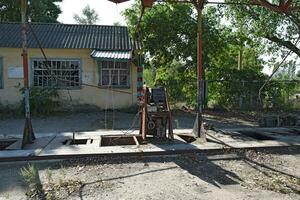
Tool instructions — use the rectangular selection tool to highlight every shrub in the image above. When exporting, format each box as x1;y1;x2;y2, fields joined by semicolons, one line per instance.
19;87;59;116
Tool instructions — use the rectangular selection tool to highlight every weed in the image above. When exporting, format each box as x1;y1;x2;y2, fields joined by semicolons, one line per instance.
19;87;59;116
20;164;44;198
43;166;82;199
45;168;53;185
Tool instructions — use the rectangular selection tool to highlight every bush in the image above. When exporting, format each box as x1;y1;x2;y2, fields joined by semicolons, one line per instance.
20;164;43;198
19;87;59;116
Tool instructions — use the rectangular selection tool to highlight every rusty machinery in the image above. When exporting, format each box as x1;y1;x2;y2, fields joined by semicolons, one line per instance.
140;86;173;140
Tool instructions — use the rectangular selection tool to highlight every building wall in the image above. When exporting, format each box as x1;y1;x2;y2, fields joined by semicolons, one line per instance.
0;48;137;108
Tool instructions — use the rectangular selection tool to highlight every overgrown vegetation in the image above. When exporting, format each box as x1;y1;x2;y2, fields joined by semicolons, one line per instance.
20;164;82;200
43;166;82;200
0;0;62;23
20;164;44;199
123;1;299;112
19;87;59;116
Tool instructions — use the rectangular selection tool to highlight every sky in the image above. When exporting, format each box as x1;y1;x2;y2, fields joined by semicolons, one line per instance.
57;0;134;25
56;0;299;75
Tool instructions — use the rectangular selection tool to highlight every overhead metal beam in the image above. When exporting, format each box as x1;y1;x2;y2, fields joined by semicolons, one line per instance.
107;0;131;3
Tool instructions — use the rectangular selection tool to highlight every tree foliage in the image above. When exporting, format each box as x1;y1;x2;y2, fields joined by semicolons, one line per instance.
225;0;300;57
0;0;62;23
124;1;267;108
74;5;99;25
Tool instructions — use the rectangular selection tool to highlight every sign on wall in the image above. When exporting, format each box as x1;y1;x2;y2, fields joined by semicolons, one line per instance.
8;66;24;78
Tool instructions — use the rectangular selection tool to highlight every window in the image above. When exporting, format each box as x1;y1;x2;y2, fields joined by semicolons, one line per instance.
98;60;130;87
32;59;81;88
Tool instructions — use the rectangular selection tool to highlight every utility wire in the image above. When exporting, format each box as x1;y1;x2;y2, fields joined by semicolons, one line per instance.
156;0;262;6
258;36;300;106
29;22;141;133
28;23;132;95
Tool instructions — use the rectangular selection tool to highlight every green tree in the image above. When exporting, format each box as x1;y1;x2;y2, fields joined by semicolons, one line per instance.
0;0;62;22
226;0;300;57
74;5;99;25
124;1;265;108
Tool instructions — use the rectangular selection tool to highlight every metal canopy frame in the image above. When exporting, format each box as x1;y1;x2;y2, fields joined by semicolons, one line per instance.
107;0;299;140
20;0;299;148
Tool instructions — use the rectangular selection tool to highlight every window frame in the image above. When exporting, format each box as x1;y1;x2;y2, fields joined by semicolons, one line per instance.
30;58;82;90
98;59;131;88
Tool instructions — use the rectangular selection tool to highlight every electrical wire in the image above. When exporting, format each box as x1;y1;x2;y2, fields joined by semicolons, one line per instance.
27;23;132;95
28;22;142;133
258;36;300;106
155;0;262;6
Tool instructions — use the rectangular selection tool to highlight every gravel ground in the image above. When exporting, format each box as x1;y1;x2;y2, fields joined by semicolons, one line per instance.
0;148;299;200
1;111;297;199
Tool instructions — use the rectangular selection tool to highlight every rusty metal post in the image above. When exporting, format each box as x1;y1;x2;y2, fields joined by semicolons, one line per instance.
21;0;35;148
192;0;206;141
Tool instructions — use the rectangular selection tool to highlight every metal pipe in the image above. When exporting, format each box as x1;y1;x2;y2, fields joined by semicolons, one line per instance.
21;0;35;148
195;0;206;140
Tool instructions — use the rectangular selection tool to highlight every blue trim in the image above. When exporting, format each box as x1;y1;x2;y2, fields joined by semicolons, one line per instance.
29;57;83;90
92;58;130;62
0;57;3;89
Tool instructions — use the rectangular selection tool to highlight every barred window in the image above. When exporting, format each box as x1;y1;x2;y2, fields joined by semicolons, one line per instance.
98;61;130;87
32;59;81;88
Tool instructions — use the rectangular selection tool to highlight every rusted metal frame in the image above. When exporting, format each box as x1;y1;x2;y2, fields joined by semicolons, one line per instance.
107;0;130;3
133;135;140;146
164;88;174;139
192;0;206;140
141;87;149;140
21;0;35;148
252;0;299;13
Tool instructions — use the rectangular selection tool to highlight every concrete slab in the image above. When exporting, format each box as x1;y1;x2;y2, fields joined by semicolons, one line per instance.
6;135;56;150
0;128;299;160
0;149;36;158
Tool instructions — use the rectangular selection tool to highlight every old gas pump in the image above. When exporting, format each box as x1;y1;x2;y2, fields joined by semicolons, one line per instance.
140;86;173;140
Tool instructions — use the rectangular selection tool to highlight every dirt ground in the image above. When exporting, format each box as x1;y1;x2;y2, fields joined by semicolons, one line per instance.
0;110;256;136
0;111;298;199
0;148;299;200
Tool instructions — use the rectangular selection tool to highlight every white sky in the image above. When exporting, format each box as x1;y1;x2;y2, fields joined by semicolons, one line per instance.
57;0;134;25
57;0;299;75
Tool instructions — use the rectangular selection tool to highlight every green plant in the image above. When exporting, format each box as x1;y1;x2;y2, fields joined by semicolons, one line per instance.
19;87;59;116
45;168;53;184
20;164;43;198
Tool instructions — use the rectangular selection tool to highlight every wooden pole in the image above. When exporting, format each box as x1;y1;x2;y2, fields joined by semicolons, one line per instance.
21;0;35;148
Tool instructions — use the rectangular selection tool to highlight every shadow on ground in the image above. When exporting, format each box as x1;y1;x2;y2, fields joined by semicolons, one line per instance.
0;110;257;136
0;146;298;199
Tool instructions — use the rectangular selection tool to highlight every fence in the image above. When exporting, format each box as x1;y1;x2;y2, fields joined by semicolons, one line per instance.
206;80;300;112
167;79;300;113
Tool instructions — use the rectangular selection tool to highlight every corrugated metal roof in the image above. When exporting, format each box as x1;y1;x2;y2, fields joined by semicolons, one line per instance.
91;50;132;60
0;22;139;50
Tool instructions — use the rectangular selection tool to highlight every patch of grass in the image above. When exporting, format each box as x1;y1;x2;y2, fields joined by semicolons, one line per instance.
43;166;82;199
0;103;23;119
20;164;44;199
19;87;59;116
